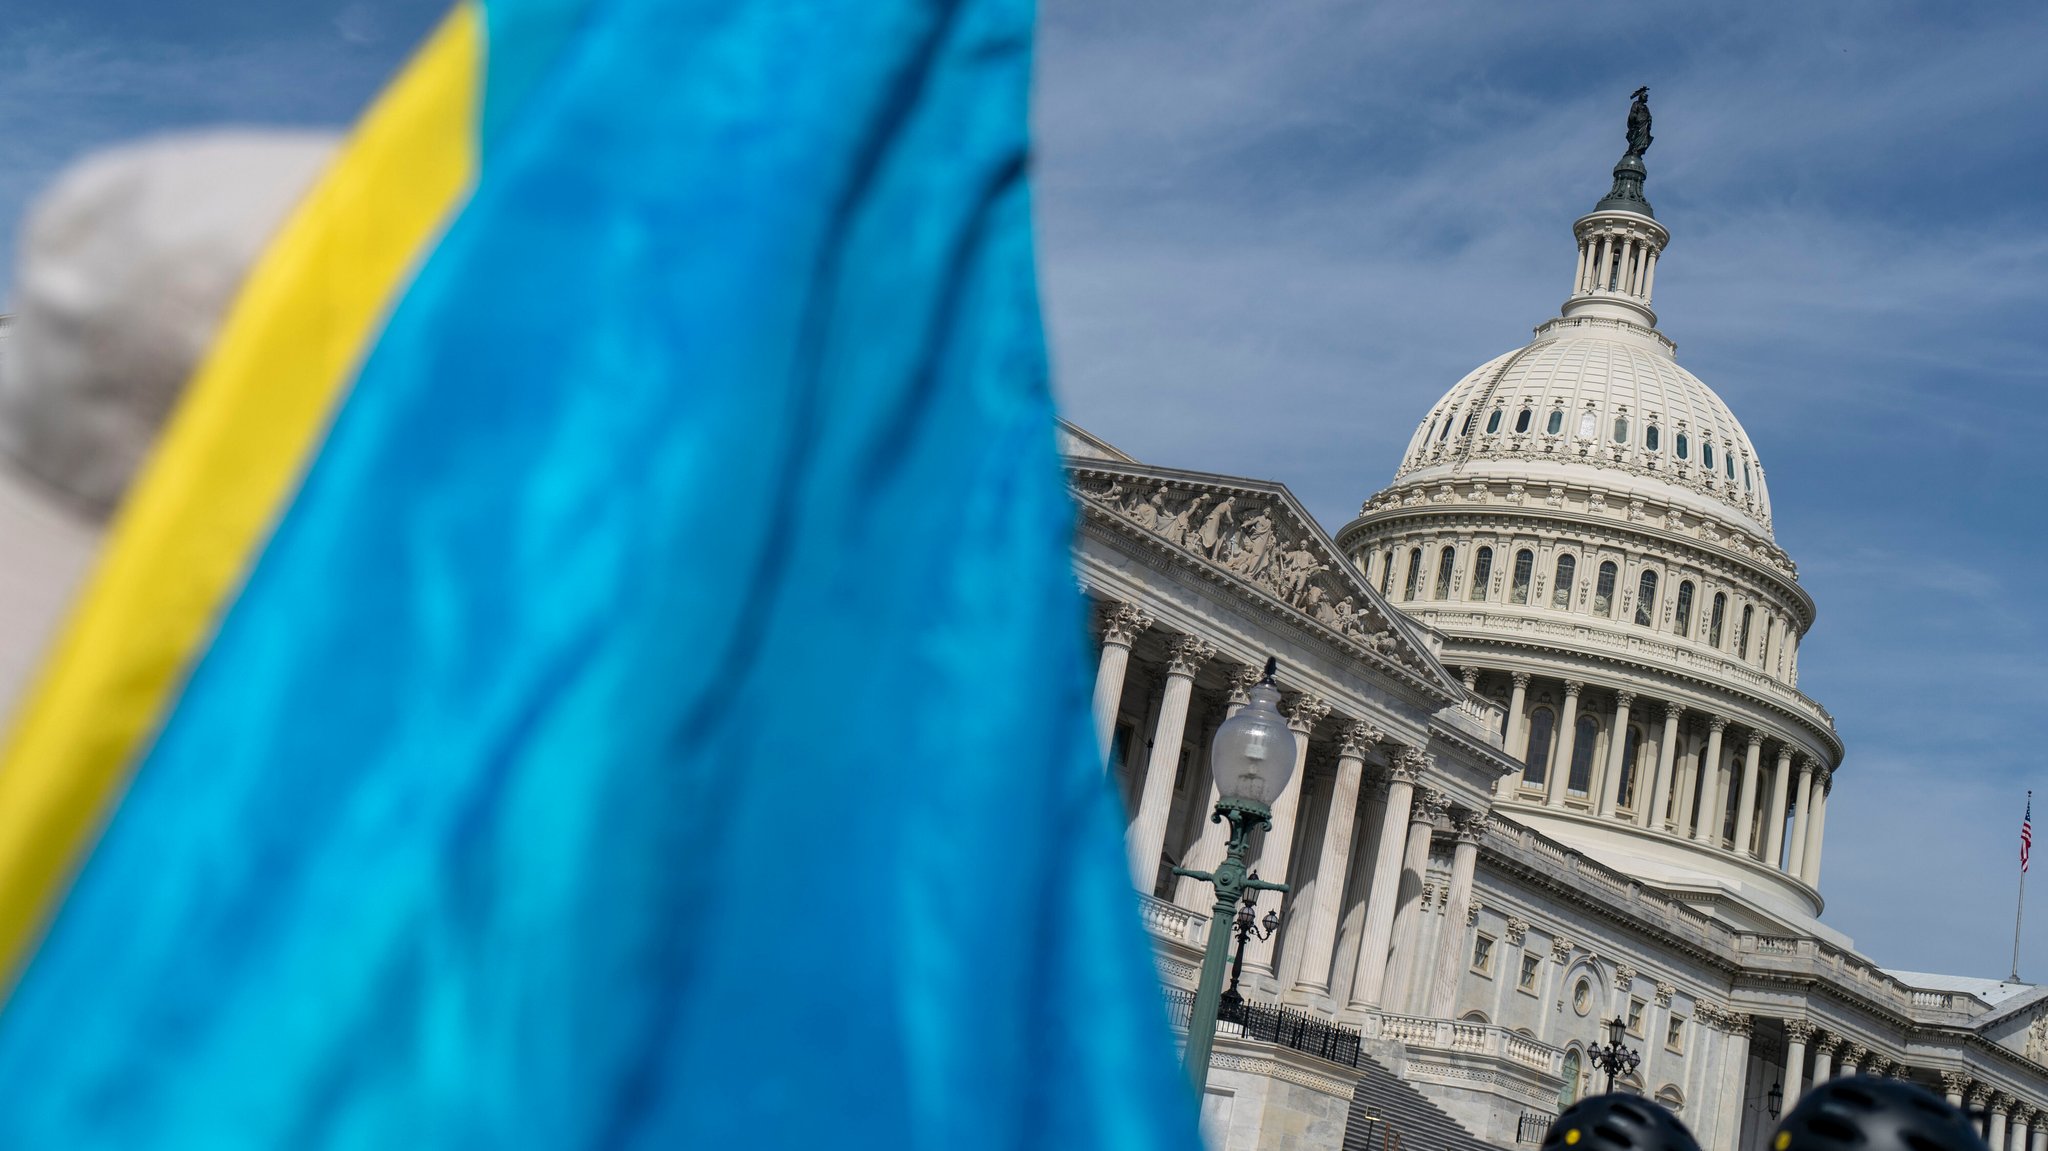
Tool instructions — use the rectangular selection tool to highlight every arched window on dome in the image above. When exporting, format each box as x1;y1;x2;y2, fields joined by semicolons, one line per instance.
1547;410;1564;435
1404;548;1424;601
1676;432;1690;460
1635;569;1658;627
1577;410;1597;439
1645;424;1660;452
1524;707;1555;786
1460;412;1475;436
1440;415;1455;442
1569;714;1598;794
1423;418;1438;446
1702;442;1715;471
1487;409;1503;434
1737;604;1754;659
1613;415;1630;444
1516;408;1533;434
1552;554;1576;608
1761;615;1777;670
1470;547;1494;601
1674;581;1695;637
1379;549;1395;596
1743;461;1753;490
1511;549;1533;604
1725;452;1736;481
1708;592;1727;647
1435;546;1457;599
1594;561;1617;617
1617;725;1644;810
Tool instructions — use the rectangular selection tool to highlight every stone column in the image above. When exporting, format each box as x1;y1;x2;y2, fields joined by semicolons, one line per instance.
1940;1073;1969;1110
1293;722;1379;995
1803;769;1832;886
1091;602;1152;767
1765;745;1795;868
1674;730;1701;837
1548;682;1584;807
1427;811;1488;1016
1783;1019;1815;1109
1992;1097;2012;1151
1245;693;1330;972
2031;1115;2047;1151
1351;749;1425;1008
2013;1107;2035;1151
1642;250;1659;300
1173;665;1261;910
1595;234;1614;290
1646;703;1682;831
1810;1033;1839;1084
1126;634;1214;891
1787;756;1817;878
1970;1087;1993;1138
1598;691;1636;817
1691;717;1729;845
1841;1043;1868;1079
1500;672;1531;797
1574;243;1590;293
1381;787;1449;1013
1713;1014;1753;1150
1732;731;1766;858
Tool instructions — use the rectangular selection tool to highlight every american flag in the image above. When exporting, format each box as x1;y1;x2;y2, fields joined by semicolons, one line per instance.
2024;794;2034;875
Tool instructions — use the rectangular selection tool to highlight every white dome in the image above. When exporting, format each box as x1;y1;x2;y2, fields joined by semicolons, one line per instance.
1396;319;1774;539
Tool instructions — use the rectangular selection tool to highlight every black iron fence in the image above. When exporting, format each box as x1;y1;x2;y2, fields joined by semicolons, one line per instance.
1162;987;1368;1069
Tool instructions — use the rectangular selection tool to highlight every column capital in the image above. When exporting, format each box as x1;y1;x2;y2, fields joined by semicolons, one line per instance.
1817;765;1835;793
1100;600;1154;647
1614;689;1637;709
1784;1018;1817;1044
1799;754;1821;774
1458;665;1480;691
1775;743;1795;765
1993;1094;2015;1117
1940;1071;1972;1097
1504;916;1530;946
1658;701;1683;723
1612;963;1638;991
1550;936;1576;962
1969;1084;1993;1109
1226;662;1263;706
1653;980;1676;1006
1455;809;1489;843
1867;1056;1895;1079
1414;787;1452;824
1389;746;1431;784
1511;671;1533;689
1745;729;1766;750
1707;715;1731;733
1338;720;1384;760
1721;1012;1753;1039
1812;1032;1842;1057
1163;633;1217;677
1284;692;1333;734
1845;1042;1870;1065
1563;680;1585;700
2017;1104;2040;1125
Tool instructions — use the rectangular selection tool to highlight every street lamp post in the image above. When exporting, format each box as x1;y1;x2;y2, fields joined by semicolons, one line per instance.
1172;657;1299;1096
1588;1015;1642;1093
1218;896;1281;1019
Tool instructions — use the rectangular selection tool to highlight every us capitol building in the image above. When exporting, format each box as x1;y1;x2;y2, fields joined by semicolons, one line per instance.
1066;96;2048;1150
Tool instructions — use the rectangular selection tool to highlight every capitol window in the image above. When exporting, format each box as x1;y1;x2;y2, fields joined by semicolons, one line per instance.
1674;581;1695;636
1725;452;1735;480
1577;410;1597;439
1471;934;1496;975
1424;418;1438;444
1572;977;1593;1013
1702;442;1715;470
1435;547;1457;599
1613;415;1629;443
1440;415;1455;441
1708;593;1727;647
1487;409;1503;434
1594;561;1617;616
1618;726;1643;807
1380;549;1395;595
1511;549;1533;603
1546;409;1564;435
1471;547;1494;600
1738;605;1754;658
1519;953;1540;991
1635;570;1658;626
1569;715;1597;793
1553;554;1576;608
1404;547;1424;601
1666;1017;1686;1052
1645;424;1660;451
1459;412;1475;436
1675;432;1689;460
1524;708;1555;786
1743;461;1752;490
1627;997;1646;1037
1516;408;1533;433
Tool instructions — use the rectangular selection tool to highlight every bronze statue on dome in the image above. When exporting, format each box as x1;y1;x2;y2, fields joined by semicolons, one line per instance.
1625;86;1653;157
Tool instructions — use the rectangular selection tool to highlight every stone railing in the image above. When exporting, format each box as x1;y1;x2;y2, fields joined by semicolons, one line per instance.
1138;893;1209;950
1368;1011;1564;1076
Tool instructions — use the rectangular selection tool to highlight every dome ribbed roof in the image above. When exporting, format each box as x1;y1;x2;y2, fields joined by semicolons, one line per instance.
1396;320;1773;539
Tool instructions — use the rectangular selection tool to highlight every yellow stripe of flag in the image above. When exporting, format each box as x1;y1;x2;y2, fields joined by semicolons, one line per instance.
0;1;482;988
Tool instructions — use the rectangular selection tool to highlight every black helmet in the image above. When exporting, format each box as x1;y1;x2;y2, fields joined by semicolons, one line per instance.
1773;1076;1988;1151
1542;1093;1702;1151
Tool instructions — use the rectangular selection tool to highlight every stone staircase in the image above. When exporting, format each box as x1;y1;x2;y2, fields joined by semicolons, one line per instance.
1343;1052;1511;1151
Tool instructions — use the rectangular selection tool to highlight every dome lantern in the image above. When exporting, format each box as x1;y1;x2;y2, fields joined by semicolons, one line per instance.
1562;89;1669;330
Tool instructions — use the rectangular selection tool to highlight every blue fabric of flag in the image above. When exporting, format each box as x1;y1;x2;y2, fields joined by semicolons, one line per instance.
0;1;1200;1147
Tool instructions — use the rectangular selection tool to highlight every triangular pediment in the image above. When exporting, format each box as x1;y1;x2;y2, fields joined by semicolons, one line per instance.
1065;455;1462;700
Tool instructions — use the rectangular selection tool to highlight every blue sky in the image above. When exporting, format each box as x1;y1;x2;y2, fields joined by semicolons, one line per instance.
2;1;2044;978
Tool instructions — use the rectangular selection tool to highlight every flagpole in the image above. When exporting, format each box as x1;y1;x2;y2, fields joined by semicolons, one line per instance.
2015;790;2031;983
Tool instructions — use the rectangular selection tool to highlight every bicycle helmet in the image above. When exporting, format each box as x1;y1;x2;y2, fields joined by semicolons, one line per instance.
1542;1092;1703;1151
1773;1076;1987;1151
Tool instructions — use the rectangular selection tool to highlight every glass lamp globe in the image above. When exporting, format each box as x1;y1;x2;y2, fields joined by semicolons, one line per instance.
1208;659;1298;810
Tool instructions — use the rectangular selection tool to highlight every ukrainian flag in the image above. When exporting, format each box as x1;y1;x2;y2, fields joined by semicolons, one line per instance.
0;1;1199;1146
